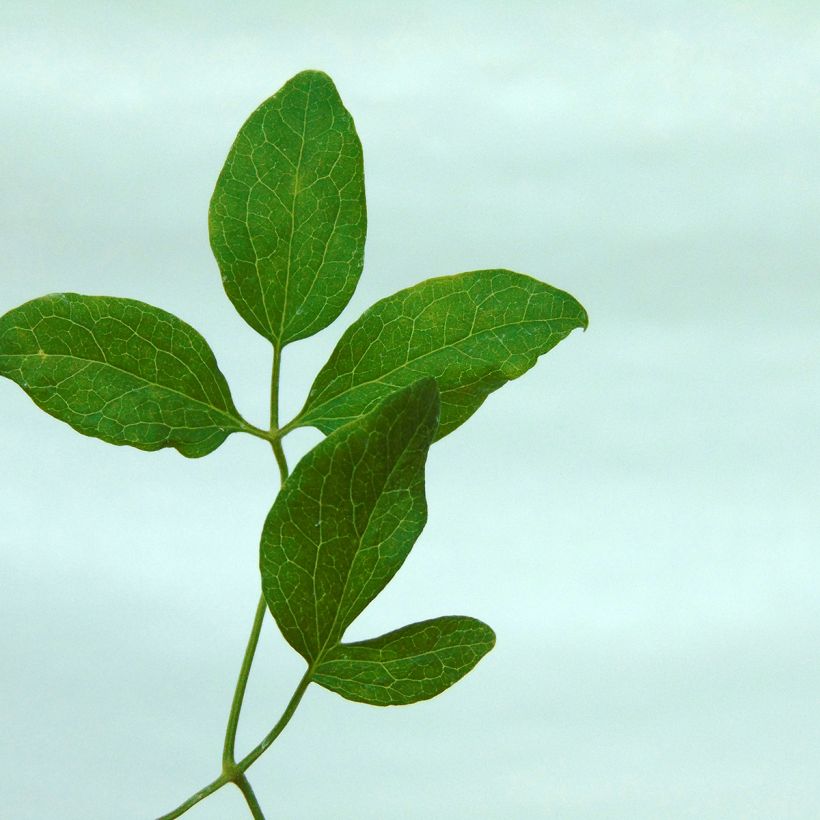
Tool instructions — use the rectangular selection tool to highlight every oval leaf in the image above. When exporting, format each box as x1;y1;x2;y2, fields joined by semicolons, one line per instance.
260;379;439;663
313;616;496;706
294;269;588;440
209;69;367;347
0;293;246;457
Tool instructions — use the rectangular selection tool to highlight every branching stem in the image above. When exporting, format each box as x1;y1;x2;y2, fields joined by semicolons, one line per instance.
158;344;301;819
155;667;311;819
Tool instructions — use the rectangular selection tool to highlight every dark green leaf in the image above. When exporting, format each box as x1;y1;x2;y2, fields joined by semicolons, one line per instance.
313;616;496;706
260;379;439;664
294;269;588;440
209;69;366;347
0;293;247;457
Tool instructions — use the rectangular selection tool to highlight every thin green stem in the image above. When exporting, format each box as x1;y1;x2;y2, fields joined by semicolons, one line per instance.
234;773;266;820
221;348;287;771
271;437;289;485
270;345;290;484
240;422;277;442
218;344;289;814
270;345;282;430
222;595;268;767
276;415;301;439
236;667;312;770
156;668;311;820
159;344;301;819
155;773;229;820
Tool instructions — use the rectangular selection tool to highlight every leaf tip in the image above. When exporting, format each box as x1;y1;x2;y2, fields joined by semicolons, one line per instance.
287;68;339;96
579;303;590;332
414;375;441;405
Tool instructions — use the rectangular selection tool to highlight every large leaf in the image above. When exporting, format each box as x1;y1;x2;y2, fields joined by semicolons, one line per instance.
313;616;495;706
260;379;439;663
0;293;247;457
293;269;588;440
209;69;366;347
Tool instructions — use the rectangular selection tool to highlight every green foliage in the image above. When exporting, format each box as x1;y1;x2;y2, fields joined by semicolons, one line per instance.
294;268;588;440
209;70;366;347
261;380;439;666
314;616;496;706
0;69;586;819
0;293;245;457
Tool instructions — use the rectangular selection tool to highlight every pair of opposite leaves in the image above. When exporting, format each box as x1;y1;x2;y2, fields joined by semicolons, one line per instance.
0;71;587;707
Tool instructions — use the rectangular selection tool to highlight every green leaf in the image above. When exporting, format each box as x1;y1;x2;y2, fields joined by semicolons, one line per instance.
0;293;247;457
293;269;588;441
260;379;439;664
313;616;496;706
209;69;366;348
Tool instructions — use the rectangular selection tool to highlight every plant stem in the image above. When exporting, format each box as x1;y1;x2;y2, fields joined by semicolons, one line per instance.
270;345;282;430
155;773;230;820
159;345;305;819
222;595;268;767
241;421;278;443
235;668;313;770
155;668;311;820
234;774;266;820
215;343;290;817
270;345;289;483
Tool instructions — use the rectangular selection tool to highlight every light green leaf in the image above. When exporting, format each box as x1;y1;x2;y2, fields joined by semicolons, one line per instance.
260;379;439;664
293;269;588;440
313;616;496;706
209;69;366;347
0;293;248;457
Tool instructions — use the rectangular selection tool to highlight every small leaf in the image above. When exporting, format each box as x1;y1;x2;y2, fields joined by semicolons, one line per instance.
209;69;367;347
0;293;246;457
294;269;588;440
260;379;439;664
313;616;496;706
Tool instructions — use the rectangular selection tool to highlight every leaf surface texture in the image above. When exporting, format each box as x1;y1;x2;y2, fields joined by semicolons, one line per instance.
209;70;366;346
0;293;243;457
260;380;439;663
297;269;587;439
313;616;495;705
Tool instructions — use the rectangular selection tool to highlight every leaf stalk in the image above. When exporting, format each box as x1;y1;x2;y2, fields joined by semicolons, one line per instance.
222;594;268;768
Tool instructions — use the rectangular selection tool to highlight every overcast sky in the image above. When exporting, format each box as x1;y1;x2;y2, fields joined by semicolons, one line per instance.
1;2;818;818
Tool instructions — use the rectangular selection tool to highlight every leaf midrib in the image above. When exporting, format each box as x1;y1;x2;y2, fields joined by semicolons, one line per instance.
318;639;491;668
277;73;313;347
0;351;245;431
301;315;578;424
311;404;429;663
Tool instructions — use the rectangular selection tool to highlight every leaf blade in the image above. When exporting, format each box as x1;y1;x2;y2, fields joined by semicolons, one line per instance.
295;269;587;440
313;616;496;706
0;293;245;457
260;379;439;663
209;69;367;347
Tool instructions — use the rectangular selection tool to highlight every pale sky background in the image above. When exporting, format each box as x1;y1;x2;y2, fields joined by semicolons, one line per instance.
1;2;818;818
